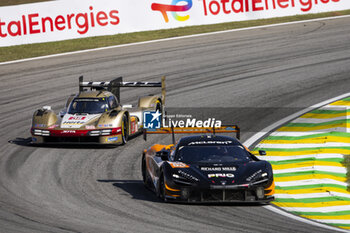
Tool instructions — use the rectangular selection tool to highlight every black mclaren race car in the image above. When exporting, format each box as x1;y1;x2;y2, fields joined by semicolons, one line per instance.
141;126;275;203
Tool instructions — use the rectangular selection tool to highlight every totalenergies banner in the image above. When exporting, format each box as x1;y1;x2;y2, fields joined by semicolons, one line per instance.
0;0;348;46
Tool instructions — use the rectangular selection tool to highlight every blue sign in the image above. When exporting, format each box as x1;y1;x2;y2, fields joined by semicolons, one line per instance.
143;110;161;129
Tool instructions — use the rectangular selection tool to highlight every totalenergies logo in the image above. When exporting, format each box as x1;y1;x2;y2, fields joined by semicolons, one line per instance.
151;0;193;23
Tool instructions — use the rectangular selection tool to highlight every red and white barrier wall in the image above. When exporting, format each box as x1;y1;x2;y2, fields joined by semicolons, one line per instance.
0;0;348;46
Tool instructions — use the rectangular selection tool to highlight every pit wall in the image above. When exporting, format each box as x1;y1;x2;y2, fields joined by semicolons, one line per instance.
0;0;349;46
253;97;350;230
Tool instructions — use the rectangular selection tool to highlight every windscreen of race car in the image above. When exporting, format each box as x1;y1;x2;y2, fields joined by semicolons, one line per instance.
68;98;109;114
175;145;251;163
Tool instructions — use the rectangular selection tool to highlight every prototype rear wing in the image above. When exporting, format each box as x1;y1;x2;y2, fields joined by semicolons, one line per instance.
78;76;166;104
143;125;240;144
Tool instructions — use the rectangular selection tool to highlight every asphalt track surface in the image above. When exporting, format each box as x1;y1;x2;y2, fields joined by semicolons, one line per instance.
1;17;350;233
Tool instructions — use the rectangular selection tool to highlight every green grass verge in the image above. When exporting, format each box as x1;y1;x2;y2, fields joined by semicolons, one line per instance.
342;155;350;191
0;0;50;7
1;10;350;63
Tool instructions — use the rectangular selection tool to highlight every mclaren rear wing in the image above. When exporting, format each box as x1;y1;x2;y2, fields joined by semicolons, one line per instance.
78;76;166;104
143;125;240;144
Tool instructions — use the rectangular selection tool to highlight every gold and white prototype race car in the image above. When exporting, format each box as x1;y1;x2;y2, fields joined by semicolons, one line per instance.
31;76;165;145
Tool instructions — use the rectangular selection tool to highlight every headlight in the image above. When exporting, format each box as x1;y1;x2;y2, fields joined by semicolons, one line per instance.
88;129;112;136
246;170;270;186
101;129;112;135
33;129;50;136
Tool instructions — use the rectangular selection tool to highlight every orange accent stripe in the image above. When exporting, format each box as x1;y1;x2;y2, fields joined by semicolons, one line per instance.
265;180;275;196
165;183;180;192
167;194;180;197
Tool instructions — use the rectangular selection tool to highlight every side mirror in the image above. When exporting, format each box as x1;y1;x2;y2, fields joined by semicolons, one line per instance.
259;150;267;156
156;151;169;161
59;109;67;118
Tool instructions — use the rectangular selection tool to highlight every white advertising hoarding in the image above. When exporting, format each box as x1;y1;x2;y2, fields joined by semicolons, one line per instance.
0;0;348;46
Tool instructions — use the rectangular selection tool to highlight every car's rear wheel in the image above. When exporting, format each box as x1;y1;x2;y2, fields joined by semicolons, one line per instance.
155;100;162;113
121;114;128;145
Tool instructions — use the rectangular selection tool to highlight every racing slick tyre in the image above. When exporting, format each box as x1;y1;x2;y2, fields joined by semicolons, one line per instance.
155;101;162;113
158;174;168;202
121;114;129;145
142;157;152;189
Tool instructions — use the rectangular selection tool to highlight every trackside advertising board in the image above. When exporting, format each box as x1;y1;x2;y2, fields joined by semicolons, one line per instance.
0;0;349;46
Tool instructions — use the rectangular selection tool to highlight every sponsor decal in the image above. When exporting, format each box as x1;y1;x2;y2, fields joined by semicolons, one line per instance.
35;124;46;127
69;116;86;120
178;170;199;182
152;0;193;23
32;137;37;142
86;125;96;129
0;6;120;39
63;121;84;125
202;0;342;16
107;136;118;142
246;169;262;182
201;166;236;171
62;130;76;133
188;140;232;145
130;120;138;134
61;114;101;128
208;173;235;178
98;124;113;128
144;110;162;129
48;124;59;129
168;161;189;168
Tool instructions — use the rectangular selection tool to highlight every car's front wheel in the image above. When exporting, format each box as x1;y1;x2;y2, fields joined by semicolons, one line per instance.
158;174;167;202
142;156;151;189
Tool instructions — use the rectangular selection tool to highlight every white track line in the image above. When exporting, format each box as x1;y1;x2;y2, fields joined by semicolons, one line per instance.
244;92;350;233
272;166;347;174
282;205;350;213
275;192;350;199
292;116;347;123
269;131;327;137
257;154;344;161
275;179;348;187
258;142;350;148
1;15;350;66
275;127;349;132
